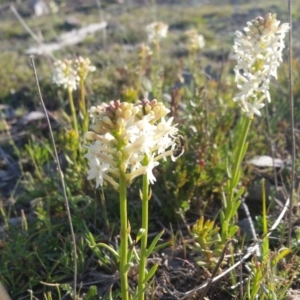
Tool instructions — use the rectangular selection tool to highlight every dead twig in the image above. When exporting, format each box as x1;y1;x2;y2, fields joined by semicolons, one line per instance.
287;0;295;249
199;239;236;300
30;56;78;298
10;5;55;60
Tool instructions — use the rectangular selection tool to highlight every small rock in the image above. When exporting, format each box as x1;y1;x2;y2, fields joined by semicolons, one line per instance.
247;155;284;169
238;218;256;240
285;289;300;300
0;105;15;121
19;111;45;125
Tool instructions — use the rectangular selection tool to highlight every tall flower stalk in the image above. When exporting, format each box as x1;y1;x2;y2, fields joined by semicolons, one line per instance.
137;44;153;96
185;29;205;66
185;29;205;94
74;57;96;133
138;155;150;300
221;13;289;242
84;99;181;300
52;57;96;134
53;59;80;133
146;22;168;99
232;13;289;118
119;173;129;300
146;21;168;60
67;86;78;134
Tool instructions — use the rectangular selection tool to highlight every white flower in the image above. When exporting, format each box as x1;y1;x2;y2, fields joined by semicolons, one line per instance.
197;35;205;49
185;30;205;51
233;13;289;118
52;59;80;91
145;155;159;184
154;117;178;159
84;100;181;188
242;98;265;117
146;22;168;43
52;57;95;91
126;154;159;184
86;154;110;188
128;152;144;172
74;56;96;80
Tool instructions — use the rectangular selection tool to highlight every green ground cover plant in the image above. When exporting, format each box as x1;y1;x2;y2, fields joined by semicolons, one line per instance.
0;1;300;299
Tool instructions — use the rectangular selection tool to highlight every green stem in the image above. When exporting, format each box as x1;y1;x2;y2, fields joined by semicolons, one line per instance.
152;40;162;99
79;79;88;133
67;87;82;160
261;179;269;259
137;59;144;96
119;174;129;300
222;116;252;241
138;164;150;300
231;117;252;189
155;40;160;61
68;87;78;134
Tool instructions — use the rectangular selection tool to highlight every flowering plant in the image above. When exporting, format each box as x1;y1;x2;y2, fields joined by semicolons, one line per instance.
52;57;96;134
144;22;168;99
185;29;205;53
220;13;289;243
84;99;179;188
233;13;289;118
84;99;181;300
52;59;80;92
52;57;96;92
146;21;168;44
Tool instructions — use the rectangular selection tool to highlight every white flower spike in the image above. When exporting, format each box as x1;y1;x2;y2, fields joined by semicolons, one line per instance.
52;57;96;91
185;29;205;52
84;100;182;189
52;59;80;91
233;13;289;118
146;22;168;44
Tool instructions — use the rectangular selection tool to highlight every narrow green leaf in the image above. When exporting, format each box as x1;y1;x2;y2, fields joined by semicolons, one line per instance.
124;262;134;273
86;232;103;259
136;228;145;242
240;142;248;160
226;157;232;179
152;241;172;252
222;220;228;232
220;211;225;223
232;199;241;214
145;230;164;257
144;264;158;283
127;246;134;265
232;169;241;188
199;216;204;229
233;188;245;202
206;235;221;246
272;248;291;265
128;234;140;262
94;243;120;259
229;225;239;237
